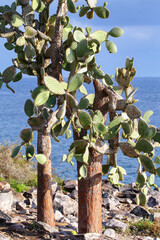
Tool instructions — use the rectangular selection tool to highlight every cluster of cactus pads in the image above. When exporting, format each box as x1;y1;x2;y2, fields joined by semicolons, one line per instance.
1;0;160;207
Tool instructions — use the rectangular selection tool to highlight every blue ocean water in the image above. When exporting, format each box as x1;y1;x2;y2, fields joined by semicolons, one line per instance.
0;77;160;185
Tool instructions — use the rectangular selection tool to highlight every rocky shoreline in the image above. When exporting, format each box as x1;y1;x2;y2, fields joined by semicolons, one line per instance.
0;179;160;240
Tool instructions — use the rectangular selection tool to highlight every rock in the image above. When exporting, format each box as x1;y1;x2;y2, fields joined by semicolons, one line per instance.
8;223;25;233
150;212;160;221
0;191;13;212
55;210;64;222
23;192;32;199
130;206;150;218
0;181;10;192
104;228;116;238
84;233;102;240
35;221;59;234
69;221;78;231
69;190;78;200
53;192;78;216
0;210;11;221
52;181;58;194
16;201;26;211
147;196;159;207
0;233;10;240
63;180;78;193
0;218;6;224
102;192;109;198
103;219;128;231
102;197;119;211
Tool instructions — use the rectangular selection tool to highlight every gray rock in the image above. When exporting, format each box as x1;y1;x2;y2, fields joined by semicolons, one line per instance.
69;221;78;231
16;201;26;211
0;234;10;240
0;181;10;192
130;206;150;218
84;233;102;240
102;197;119;211
8;223;25;233
103;219;128;231
0;210;11;221
53;192;78;216
69;190;78;200
55;210;64;222
52;181;58;194
63;180;78;192
36;221;59;234
0;191;13;212
147;196;159;207
150;212;160;221
104;228;116;238
56;233;112;240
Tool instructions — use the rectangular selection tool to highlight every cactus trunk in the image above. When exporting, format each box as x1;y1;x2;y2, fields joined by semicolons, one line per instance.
77;150;102;233
37;131;55;227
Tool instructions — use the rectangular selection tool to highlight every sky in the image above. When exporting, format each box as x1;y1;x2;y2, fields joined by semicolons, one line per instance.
0;0;160;77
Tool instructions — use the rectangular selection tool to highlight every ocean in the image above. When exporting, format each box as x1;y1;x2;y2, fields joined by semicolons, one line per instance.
0;77;160;186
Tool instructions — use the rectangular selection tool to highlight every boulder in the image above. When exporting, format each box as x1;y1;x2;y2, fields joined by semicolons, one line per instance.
0;191;13;212
69;190;78;200
150;212;160;221
8;223;25;233
0;181;10;192
103;228;116;238
52;181;58;194
63;180;78;193
103;219;128;231
0;234;10;240
53;192;78;216
35;221;59;234
130;206;150;218
147;196;159;207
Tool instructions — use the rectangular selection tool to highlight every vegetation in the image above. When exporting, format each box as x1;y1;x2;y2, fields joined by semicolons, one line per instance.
129;219;160;237
0;143;37;191
0;0;160;234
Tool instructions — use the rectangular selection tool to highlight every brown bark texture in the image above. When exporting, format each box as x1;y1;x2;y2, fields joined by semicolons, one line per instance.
76;79;110;234
37;131;55;227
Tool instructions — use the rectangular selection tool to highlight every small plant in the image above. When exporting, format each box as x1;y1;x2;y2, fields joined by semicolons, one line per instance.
129;219;160;237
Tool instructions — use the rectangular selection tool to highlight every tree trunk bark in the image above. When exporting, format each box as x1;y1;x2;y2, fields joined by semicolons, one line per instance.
77;150;102;233
37;131;55;227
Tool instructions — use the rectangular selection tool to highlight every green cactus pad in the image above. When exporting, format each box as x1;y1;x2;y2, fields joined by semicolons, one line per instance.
20;128;33;142
136;172;145;188
66;48;75;63
109;27;124;38
66;147;75;163
91;139;111;155
73;30;85;42
122;122;132;136
86;0;97;8
67;0;77;13
35;1;45;13
79;165;87;178
144;126;157;139
2;66;16;83
4;42;14;50
11;14;24;27
102;165;110;175
79;6;90;17
135;139;153;153
119;142;139;158
35;154;47;165
156;167;160;178
78;98;89;109
11;145;21;158
76;39;88;58
79;85;88;95
138;117;148;136
83;146;89;164
93;110;104;124
26;144;35;160
105;40;117;53
93;68;104;79
126;105;142;119
24;26;37;39
94;7;110;19
34;91;50;107
78;110;92;129
13;72;22;82
44;76;65;95
104;74;114;85
46;95;56;108
153;131;160;143
67;73;84;92
25;43;36;62
32;0;39;10
113;86;124;95
16;36;26;46
59;120;71;136
56;101;66;120
31;86;47;99
24;99;34;117
37;30;51;41
70;140;88;155
139;192;146;206
90;30;107;43
154;156;160;164
94;122;107;134
66;93;78;110
143;110;153;123
139;155;156;174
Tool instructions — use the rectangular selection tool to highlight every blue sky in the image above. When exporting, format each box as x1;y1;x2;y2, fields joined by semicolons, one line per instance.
0;0;160;77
